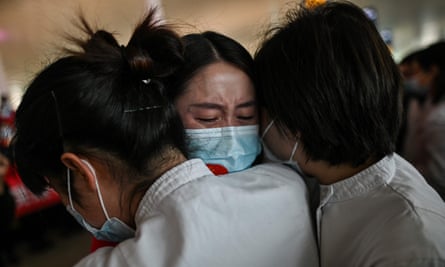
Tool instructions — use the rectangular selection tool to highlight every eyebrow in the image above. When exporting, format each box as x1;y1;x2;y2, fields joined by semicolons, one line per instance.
236;100;257;109
189;103;224;110
189;100;257;110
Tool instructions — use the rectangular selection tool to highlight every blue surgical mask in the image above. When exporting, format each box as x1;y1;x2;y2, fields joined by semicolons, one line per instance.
65;160;135;242
185;125;261;172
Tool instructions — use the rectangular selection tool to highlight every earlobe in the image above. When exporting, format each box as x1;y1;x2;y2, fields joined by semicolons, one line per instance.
61;153;96;191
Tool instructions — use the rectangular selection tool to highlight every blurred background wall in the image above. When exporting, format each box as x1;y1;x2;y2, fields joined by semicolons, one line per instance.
0;0;444;107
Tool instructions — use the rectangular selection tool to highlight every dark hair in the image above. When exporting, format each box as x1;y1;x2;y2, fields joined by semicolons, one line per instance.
415;40;445;103
399;49;422;66
167;31;254;100
254;1;402;167
12;10;187;196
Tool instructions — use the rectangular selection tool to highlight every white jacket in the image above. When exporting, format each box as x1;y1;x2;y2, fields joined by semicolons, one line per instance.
75;159;319;267
317;154;445;267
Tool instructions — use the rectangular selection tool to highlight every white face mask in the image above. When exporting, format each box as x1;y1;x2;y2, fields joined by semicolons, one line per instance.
261;120;304;175
261;120;282;162
65;160;135;242
286;141;304;175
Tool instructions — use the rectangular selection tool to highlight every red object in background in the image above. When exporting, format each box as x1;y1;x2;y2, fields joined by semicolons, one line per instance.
4;166;60;218
206;163;228;175
90;238;118;252
0;99;60;217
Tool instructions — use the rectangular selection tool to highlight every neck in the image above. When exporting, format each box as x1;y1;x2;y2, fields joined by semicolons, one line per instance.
127;148;187;227
149;147;188;181
305;157;378;185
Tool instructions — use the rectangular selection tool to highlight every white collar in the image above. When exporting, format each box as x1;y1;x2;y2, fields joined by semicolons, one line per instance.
319;154;395;203
136;159;213;218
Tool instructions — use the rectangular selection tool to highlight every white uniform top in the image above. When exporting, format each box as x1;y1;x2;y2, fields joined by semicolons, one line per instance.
317;154;445;267
75;159;319;267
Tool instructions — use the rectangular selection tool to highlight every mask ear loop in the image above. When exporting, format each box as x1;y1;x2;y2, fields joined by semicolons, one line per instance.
81;160;111;221
288;141;299;163
67;168;75;209
52;91;112;221
261;119;275;140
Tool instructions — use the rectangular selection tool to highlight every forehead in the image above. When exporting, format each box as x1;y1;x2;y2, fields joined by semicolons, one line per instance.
183;62;255;102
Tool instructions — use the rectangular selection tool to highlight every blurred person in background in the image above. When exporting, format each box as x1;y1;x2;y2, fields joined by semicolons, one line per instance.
399;50;422;80
11;10;318;267
0;147;18;267
254;1;445;266
0;96;16;267
0;94;55;254
0;95;15;148
403;40;445;200
396;50;428;153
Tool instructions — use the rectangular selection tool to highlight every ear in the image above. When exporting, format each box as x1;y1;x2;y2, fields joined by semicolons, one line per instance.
60;153;96;191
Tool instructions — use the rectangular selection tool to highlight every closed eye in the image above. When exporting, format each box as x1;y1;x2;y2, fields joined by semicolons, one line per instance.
237;116;255;120
197;117;218;122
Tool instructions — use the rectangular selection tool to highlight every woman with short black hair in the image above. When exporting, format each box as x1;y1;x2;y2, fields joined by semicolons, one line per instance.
255;2;445;266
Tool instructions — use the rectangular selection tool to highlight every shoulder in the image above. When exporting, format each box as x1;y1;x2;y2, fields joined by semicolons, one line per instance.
74;246;127;267
389;154;445;221
239;163;305;184
153;162;311;214
218;163;309;194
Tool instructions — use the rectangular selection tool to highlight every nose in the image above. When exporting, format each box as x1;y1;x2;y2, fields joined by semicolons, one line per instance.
226;116;242;127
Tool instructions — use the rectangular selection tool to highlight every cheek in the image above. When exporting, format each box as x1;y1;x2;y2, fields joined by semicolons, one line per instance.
175;100;197;129
179;112;199;129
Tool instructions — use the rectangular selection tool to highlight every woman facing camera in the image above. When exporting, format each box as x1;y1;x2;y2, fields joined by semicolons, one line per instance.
12;11;317;267
170;31;260;174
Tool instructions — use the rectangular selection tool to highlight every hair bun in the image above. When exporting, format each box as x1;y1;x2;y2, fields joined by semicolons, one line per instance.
123;9;184;80
86;30;120;52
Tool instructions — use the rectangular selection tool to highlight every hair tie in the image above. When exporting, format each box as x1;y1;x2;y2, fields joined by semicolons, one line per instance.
120;45;151;85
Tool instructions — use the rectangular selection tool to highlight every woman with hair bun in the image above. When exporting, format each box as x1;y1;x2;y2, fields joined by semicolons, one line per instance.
11;10;317;267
